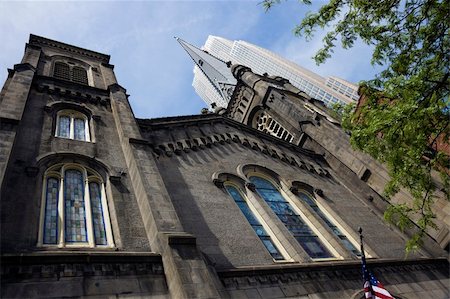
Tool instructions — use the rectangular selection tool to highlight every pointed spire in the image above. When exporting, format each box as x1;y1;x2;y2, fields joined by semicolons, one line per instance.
176;37;236;106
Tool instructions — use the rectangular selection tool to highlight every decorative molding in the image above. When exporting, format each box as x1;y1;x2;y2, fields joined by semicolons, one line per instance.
217;258;449;290
1;252;164;281
35;82;110;107
29;34;110;63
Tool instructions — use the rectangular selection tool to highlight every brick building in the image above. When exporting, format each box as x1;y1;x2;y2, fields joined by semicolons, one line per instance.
0;35;448;298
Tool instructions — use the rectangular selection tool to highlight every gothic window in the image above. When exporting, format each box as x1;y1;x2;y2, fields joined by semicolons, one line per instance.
249;176;332;259
225;184;285;260
254;111;294;142
53;61;89;85
38;164;113;248
56;110;91;142
297;191;361;256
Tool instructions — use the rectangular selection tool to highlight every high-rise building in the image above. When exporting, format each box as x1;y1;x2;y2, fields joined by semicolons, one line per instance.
1;35;448;299
188;36;359;108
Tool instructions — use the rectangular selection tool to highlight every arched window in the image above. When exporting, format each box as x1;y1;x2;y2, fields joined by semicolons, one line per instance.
254;110;294;142
249;176;332;259
53;61;89;85
225;184;285;260
38;164;114;248
56;110;91;142
297;191;360;256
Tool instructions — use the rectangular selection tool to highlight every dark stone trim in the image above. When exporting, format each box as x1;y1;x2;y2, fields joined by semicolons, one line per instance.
246;182;256;192
108;83;127;94
217;257;448;278
213;179;225;188
167;233;197;245
101;62;115;69
0;117;20;126
13;63;36;72
129;138;150;146
1;252;162;265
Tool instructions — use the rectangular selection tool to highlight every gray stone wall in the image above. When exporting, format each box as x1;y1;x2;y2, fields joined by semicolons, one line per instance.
138;116;441;270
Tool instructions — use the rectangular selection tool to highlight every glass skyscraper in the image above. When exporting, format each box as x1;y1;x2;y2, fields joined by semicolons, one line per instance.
191;36;359;108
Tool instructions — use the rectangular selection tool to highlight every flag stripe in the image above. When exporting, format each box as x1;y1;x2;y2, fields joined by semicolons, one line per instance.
372;285;393;297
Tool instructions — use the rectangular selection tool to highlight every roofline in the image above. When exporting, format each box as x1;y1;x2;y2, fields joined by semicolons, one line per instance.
29;34;110;63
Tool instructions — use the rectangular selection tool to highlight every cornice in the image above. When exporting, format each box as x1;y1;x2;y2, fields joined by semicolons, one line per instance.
29;34;110;63
218;257;448;288
33;76;110;107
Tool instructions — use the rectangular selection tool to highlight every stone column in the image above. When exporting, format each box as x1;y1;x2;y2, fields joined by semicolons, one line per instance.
109;84;220;298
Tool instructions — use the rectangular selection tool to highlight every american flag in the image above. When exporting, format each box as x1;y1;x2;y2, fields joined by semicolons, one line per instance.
360;228;395;299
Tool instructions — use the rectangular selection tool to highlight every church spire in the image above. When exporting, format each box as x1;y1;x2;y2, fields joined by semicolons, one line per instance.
175;37;236;107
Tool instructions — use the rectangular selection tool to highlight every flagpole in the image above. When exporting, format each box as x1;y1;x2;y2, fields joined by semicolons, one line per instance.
359;227;375;298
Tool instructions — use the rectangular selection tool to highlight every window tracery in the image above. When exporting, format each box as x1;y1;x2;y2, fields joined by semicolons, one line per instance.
254;110;294;142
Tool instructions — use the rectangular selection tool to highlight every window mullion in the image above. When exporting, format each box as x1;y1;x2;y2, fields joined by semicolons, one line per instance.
85;118;91;142
58;175;65;248
69;117;74;140
84;175;95;247
101;182;114;247
37;176;48;247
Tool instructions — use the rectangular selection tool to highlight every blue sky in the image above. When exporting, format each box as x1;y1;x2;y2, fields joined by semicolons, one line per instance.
0;1;380;119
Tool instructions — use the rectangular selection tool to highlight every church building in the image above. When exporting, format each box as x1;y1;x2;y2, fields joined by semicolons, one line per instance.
0;35;448;298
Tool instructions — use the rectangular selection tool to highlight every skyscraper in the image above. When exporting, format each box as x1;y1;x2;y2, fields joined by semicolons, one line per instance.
188;36;359;108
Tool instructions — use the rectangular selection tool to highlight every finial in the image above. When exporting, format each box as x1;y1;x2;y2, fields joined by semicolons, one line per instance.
358;227;363;234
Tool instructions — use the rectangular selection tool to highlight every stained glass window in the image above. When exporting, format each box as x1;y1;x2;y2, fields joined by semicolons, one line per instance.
298;192;360;256
250;176;332;259
40;164;112;248
64;169;87;243
226;185;284;260
89;182;107;245
73;118;86;141
43;177;59;244
55;111;90;142
57;116;70;138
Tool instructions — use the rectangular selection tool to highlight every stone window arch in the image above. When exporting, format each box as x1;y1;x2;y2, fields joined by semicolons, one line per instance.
38;163;114;248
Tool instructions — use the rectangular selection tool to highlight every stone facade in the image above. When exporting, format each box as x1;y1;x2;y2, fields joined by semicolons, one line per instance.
0;35;448;298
